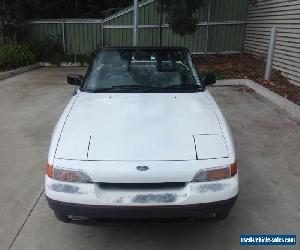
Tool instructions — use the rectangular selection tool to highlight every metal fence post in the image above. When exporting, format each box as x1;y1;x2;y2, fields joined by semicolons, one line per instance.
62;19;66;54
101;21;104;47
204;0;212;56
159;0;163;46
133;0;139;46
264;27;277;80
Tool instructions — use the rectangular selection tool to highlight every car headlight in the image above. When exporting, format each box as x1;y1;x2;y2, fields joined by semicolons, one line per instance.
46;164;92;183
192;162;237;182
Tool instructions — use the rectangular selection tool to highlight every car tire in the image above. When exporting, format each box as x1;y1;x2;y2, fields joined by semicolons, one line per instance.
54;211;70;223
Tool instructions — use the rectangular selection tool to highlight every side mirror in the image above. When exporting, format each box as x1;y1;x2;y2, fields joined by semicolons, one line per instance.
202;74;216;86
67;74;83;86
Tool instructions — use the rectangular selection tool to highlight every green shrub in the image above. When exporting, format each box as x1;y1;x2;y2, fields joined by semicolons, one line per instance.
31;36;64;63
0;45;36;70
32;36;92;66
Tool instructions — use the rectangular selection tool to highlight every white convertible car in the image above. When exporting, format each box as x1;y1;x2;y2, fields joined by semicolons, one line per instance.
45;47;238;222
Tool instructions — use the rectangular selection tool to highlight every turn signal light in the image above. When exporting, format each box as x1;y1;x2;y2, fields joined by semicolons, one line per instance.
46;163;53;178
231;162;238;177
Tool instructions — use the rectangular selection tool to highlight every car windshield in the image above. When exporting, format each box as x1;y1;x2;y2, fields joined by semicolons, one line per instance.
82;48;202;93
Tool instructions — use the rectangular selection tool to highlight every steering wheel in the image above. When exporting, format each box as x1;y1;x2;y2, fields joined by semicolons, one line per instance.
103;72;130;80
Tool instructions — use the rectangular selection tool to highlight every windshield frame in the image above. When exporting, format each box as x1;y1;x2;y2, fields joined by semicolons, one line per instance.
80;47;204;93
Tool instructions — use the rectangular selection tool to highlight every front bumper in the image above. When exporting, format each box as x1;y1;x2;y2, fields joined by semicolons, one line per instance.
45;174;238;219
46;195;238;219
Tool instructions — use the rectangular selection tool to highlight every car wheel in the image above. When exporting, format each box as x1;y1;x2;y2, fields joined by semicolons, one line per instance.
54;211;70;223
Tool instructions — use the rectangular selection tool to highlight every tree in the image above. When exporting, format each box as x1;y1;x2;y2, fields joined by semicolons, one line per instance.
158;0;205;36
24;0;132;19
0;0;26;43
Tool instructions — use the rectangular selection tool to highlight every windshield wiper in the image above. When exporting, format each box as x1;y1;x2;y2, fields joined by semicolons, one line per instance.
90;85;159;93
154;84;204;92
87;84;203;93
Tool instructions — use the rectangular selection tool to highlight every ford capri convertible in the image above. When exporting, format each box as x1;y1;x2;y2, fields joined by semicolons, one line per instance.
45;47;238;222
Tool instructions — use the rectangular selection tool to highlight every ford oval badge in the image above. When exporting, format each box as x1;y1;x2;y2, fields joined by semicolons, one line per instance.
136;166;149;171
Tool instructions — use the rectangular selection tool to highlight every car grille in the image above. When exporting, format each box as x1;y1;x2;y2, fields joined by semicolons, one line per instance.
99;182;186;190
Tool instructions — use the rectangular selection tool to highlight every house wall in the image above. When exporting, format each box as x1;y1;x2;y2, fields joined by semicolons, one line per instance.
244;0;300;86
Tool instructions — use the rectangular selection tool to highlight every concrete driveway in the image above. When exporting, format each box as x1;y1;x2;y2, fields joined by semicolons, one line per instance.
0;67;299;250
